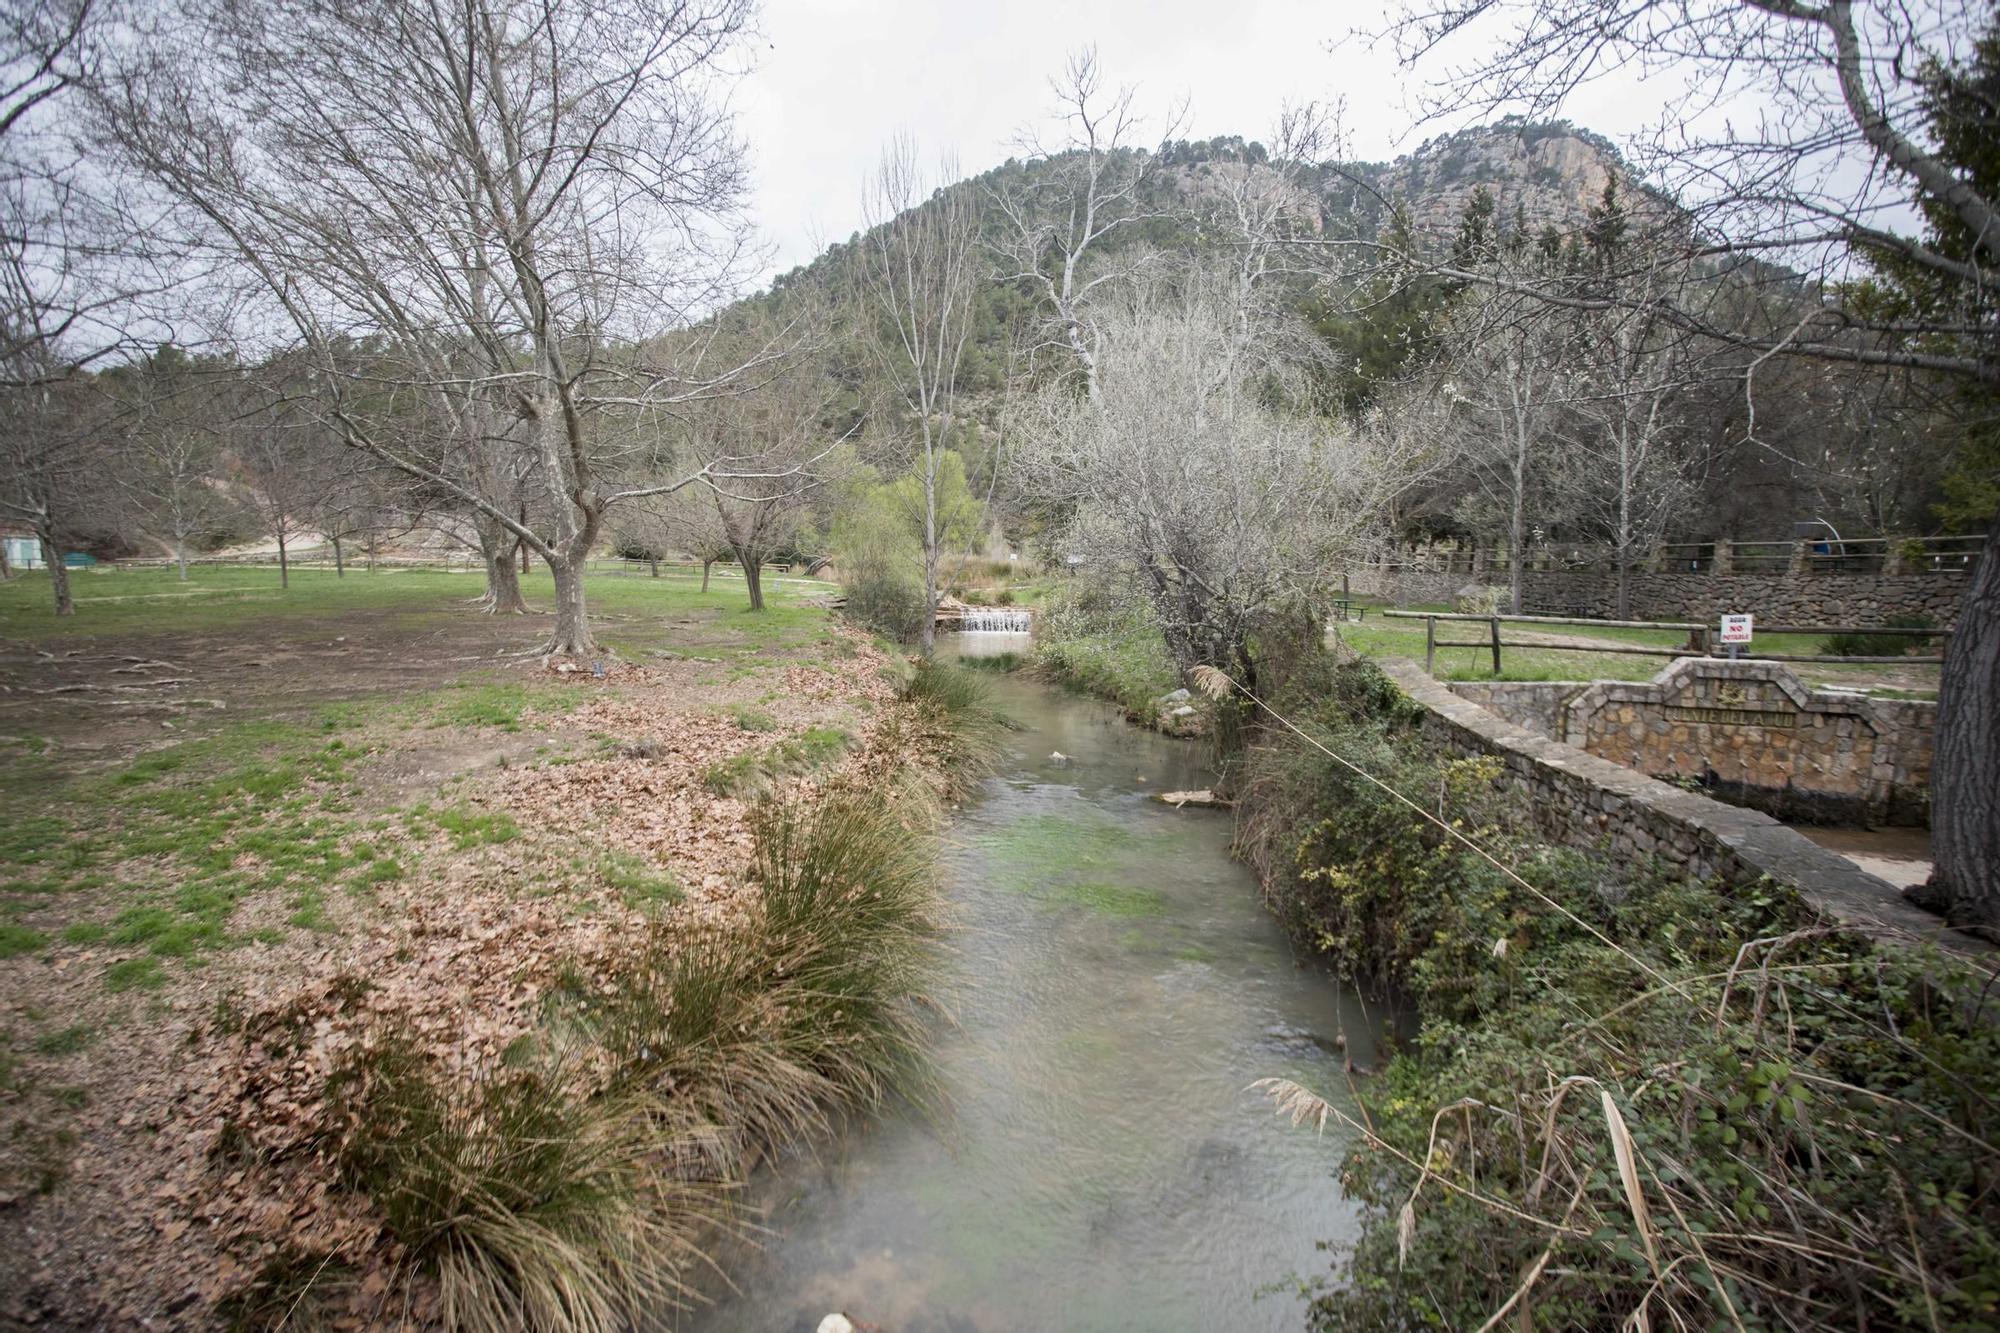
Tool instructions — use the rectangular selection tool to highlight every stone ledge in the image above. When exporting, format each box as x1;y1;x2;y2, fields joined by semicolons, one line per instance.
1381;659;1987;958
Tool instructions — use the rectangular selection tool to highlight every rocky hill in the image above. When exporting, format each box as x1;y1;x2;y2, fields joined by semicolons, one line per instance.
1321;118;1636;246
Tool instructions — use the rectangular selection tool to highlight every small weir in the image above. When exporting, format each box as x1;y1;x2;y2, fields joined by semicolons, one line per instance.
937;606;1035;633
683;639;1375;1332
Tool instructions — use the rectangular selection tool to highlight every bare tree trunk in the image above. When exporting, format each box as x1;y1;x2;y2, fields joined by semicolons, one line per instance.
332;534;345;577
919;452;939;655
277;528;290;589
737;548;764;611
701;558;712;593
474;518;528;613
486;549;526;614
40;534;73;616
648;557;658;578
547;553;595;656
0;540;11;581
1911;522;1999;931
518;537;530;575
1508;470;1526;615
175;537;189;582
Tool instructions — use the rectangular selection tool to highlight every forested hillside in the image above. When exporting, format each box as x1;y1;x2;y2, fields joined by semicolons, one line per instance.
754;117;1969;556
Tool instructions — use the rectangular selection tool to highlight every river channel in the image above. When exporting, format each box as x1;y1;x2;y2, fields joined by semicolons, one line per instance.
684;635;1375;1332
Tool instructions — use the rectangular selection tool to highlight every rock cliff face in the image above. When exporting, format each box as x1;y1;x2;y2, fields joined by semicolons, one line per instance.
1321;120;1639;244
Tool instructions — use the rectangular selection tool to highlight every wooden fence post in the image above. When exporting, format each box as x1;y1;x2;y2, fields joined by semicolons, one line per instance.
1425;615;1437;675
1490;615;1502;675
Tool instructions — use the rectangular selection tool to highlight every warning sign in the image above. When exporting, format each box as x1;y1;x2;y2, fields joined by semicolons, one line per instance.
1720;614;1754;645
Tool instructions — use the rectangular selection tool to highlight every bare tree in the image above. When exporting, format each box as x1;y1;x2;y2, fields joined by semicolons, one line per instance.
235;406;324;590
1568;280;1712;616
990;49;1187;402
1435;284;1578;613
0;369;115;612
98;0;791;656
1372;0;2000;926
109;347;235;581
859;137;980;655
1023;263;1420;687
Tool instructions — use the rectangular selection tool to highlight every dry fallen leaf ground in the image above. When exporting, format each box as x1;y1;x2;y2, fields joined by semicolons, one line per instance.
0;567;909;1329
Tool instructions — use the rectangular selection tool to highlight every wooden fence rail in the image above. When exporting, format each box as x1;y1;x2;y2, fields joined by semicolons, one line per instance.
1379;609;1948;674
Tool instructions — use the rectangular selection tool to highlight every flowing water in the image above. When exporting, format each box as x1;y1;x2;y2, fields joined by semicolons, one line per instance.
684;634;1372;1332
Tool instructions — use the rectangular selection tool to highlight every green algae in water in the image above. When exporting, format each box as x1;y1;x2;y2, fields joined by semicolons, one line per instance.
974;809;1196;916
1051;880;1166;917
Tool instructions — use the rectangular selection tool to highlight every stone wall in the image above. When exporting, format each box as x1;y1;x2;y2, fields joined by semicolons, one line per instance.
1382;660;1978;954
1342;565;1463;608
1518;569;1965;627
1443;680;1588;740
1446;660;1934;826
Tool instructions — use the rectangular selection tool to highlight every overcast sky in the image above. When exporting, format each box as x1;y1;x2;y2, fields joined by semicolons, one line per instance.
730;0;1688;287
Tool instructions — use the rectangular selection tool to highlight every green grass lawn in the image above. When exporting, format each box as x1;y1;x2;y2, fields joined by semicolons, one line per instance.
0;560;840;642
1334;599;1941;694
0;562;848;993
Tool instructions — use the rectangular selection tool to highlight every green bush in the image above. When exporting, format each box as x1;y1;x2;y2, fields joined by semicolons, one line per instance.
1031;582;1177;717
1820;613;1937;657
1238;657;2000;1331
328;1034;703;1333
842;570;929;642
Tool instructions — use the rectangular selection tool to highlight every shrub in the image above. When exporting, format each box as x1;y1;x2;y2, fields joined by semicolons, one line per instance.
1236;656;2000;1331
1453;582;1505;614
1820;613;1937;657
898;658;1006;791
842;570;929;642
1030;582;1176;717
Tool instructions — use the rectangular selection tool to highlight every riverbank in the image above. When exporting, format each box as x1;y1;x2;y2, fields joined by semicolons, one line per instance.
0;572;993;1329
1233;655;2000;1329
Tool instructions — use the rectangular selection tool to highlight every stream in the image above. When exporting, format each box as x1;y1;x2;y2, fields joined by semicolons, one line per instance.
683;634;1374;1332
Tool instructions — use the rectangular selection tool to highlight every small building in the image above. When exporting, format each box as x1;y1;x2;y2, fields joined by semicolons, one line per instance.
0;527;96;570
2;524;40;570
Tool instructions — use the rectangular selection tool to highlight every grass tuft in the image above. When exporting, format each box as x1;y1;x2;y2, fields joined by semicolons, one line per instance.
329;1032;721;1333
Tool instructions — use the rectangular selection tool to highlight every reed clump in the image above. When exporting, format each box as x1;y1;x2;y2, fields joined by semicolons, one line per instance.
889;657;1007;795
300;764;965;1331
1239;656;2000;1332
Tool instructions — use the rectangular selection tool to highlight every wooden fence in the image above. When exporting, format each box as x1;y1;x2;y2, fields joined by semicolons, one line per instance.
1381;610;1949;675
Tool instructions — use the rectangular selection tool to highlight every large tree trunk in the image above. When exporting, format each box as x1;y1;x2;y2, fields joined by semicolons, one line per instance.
332;535;345;577
175;538;189;582
737;548;764;611
485;547;527;614
41;534;73;616
701;558;712;593
474;518;528;614
0;539;11;581
1911;523;1999;931
648;557;659;578
546;553;595;656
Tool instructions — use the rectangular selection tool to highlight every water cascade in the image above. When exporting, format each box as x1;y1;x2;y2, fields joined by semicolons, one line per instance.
957;607;1034;632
